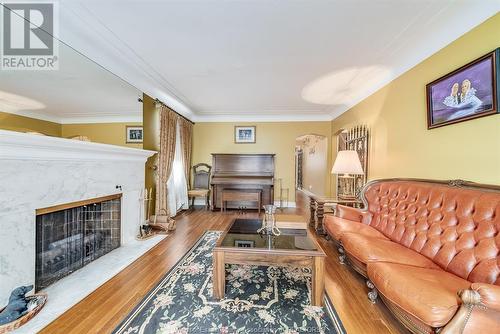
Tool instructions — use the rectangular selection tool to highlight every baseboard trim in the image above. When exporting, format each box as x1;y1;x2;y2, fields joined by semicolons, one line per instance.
296;188;316;198
274;201;296;208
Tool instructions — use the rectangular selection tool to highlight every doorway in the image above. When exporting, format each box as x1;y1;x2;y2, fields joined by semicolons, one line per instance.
294;134;328;196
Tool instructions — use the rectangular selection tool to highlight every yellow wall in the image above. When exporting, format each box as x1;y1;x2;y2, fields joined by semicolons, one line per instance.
296;135;329;196
143;93;160;212
192;121;333;203
0;111;62;136
331;14;500;189
0;111;143;148
61;122;143;148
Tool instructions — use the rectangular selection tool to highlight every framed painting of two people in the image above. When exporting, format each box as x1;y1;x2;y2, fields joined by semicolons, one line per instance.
426;48;499;129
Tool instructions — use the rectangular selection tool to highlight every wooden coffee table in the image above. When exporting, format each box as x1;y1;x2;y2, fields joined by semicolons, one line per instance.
212;218;326;306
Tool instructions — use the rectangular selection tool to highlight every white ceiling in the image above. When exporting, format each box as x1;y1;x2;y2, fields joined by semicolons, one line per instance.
4;1;499;123
0;42;142;124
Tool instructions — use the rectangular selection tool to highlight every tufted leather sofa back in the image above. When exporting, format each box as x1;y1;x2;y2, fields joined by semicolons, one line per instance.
363;180;500;285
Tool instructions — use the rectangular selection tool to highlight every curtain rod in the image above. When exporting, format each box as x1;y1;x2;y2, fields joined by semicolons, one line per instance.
154;98;195;124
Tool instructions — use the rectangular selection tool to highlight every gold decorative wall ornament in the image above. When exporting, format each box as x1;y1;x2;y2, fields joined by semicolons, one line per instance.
336;125;369;199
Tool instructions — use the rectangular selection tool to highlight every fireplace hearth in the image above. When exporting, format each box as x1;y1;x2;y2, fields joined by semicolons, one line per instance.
35;195;121;291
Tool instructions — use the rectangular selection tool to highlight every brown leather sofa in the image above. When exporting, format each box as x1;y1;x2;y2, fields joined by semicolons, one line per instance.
325;179;500;334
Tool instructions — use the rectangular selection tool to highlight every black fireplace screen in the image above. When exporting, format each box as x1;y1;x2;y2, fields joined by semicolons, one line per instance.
35;198;121;291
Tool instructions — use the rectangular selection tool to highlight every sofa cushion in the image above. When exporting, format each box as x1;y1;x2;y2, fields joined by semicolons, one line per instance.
342;233;440;270
368;262;471;327
324;215;387;241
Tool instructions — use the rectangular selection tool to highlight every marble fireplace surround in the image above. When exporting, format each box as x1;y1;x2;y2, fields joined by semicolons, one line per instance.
0;130;163;332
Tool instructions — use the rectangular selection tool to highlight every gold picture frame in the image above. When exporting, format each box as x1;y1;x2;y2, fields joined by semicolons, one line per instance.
126;126;143;143
234;126;256;143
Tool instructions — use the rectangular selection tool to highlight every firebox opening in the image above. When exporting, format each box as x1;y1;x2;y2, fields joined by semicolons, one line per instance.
35;195;121;291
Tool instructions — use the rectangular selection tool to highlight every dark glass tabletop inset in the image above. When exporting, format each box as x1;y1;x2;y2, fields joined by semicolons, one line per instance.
218;218;318;251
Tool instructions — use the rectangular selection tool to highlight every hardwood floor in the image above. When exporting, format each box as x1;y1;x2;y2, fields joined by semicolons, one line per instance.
41;193;407;334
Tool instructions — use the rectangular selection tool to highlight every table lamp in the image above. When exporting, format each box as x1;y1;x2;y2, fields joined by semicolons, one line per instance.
331;150;364;198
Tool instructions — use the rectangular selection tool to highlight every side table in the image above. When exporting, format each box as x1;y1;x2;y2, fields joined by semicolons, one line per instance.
309;196;362;235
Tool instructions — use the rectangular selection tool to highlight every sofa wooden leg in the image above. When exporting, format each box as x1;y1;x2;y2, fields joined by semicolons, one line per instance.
367;280;378;303
368;289;378;303
338;246;346;265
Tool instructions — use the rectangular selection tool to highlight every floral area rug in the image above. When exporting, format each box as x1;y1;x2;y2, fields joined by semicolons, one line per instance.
113;231;345;334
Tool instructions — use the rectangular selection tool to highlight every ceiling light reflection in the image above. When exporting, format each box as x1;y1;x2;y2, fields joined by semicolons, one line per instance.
0;90;46;112
302;66;392;105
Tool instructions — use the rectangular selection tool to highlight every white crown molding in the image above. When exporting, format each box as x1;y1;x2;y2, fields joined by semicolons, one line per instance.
60;115;143;124
196;105;329;115
194;106;333;122
59;112;142;124
0;130;156;161
2;110;143;124
4;110;63;124
193;113;332;123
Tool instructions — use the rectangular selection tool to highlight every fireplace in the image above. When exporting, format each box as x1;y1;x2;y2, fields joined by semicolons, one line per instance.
35;195;121;291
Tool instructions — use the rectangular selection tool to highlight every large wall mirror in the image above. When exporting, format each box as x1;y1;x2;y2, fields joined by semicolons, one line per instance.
0;21;143;147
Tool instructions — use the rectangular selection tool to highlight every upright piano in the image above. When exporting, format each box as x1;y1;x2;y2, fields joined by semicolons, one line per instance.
211;153;275;210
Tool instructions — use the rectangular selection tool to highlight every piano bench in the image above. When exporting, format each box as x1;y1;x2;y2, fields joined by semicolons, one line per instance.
221;189;262;213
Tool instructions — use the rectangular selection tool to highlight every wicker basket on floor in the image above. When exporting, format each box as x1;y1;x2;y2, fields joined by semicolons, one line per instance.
0;293;47;333
149;209;176;232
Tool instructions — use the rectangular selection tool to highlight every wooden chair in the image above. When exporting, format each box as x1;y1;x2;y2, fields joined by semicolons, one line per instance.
187;163;212;209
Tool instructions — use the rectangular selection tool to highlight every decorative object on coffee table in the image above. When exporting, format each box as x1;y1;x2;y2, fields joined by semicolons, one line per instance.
426;48;499;129
257;204;281;236
0;285;47;333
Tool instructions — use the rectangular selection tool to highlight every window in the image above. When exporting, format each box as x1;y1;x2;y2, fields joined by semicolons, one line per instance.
166;123;188;216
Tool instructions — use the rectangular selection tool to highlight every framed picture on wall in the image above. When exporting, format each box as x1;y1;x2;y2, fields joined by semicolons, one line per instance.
126;126;143;143
426;48;499;129
234;126;256;143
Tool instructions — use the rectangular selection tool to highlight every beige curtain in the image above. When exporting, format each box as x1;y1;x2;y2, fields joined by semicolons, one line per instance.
155;104;179;215
179;117;193;187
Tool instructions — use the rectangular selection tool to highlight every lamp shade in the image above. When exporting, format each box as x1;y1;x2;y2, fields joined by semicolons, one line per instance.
331;150;364;175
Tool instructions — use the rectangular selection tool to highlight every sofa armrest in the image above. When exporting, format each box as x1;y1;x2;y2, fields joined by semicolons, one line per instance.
441;285;500;334
336;205;361;221
336;205;371;224
471;283;500;311
441;289;482;334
